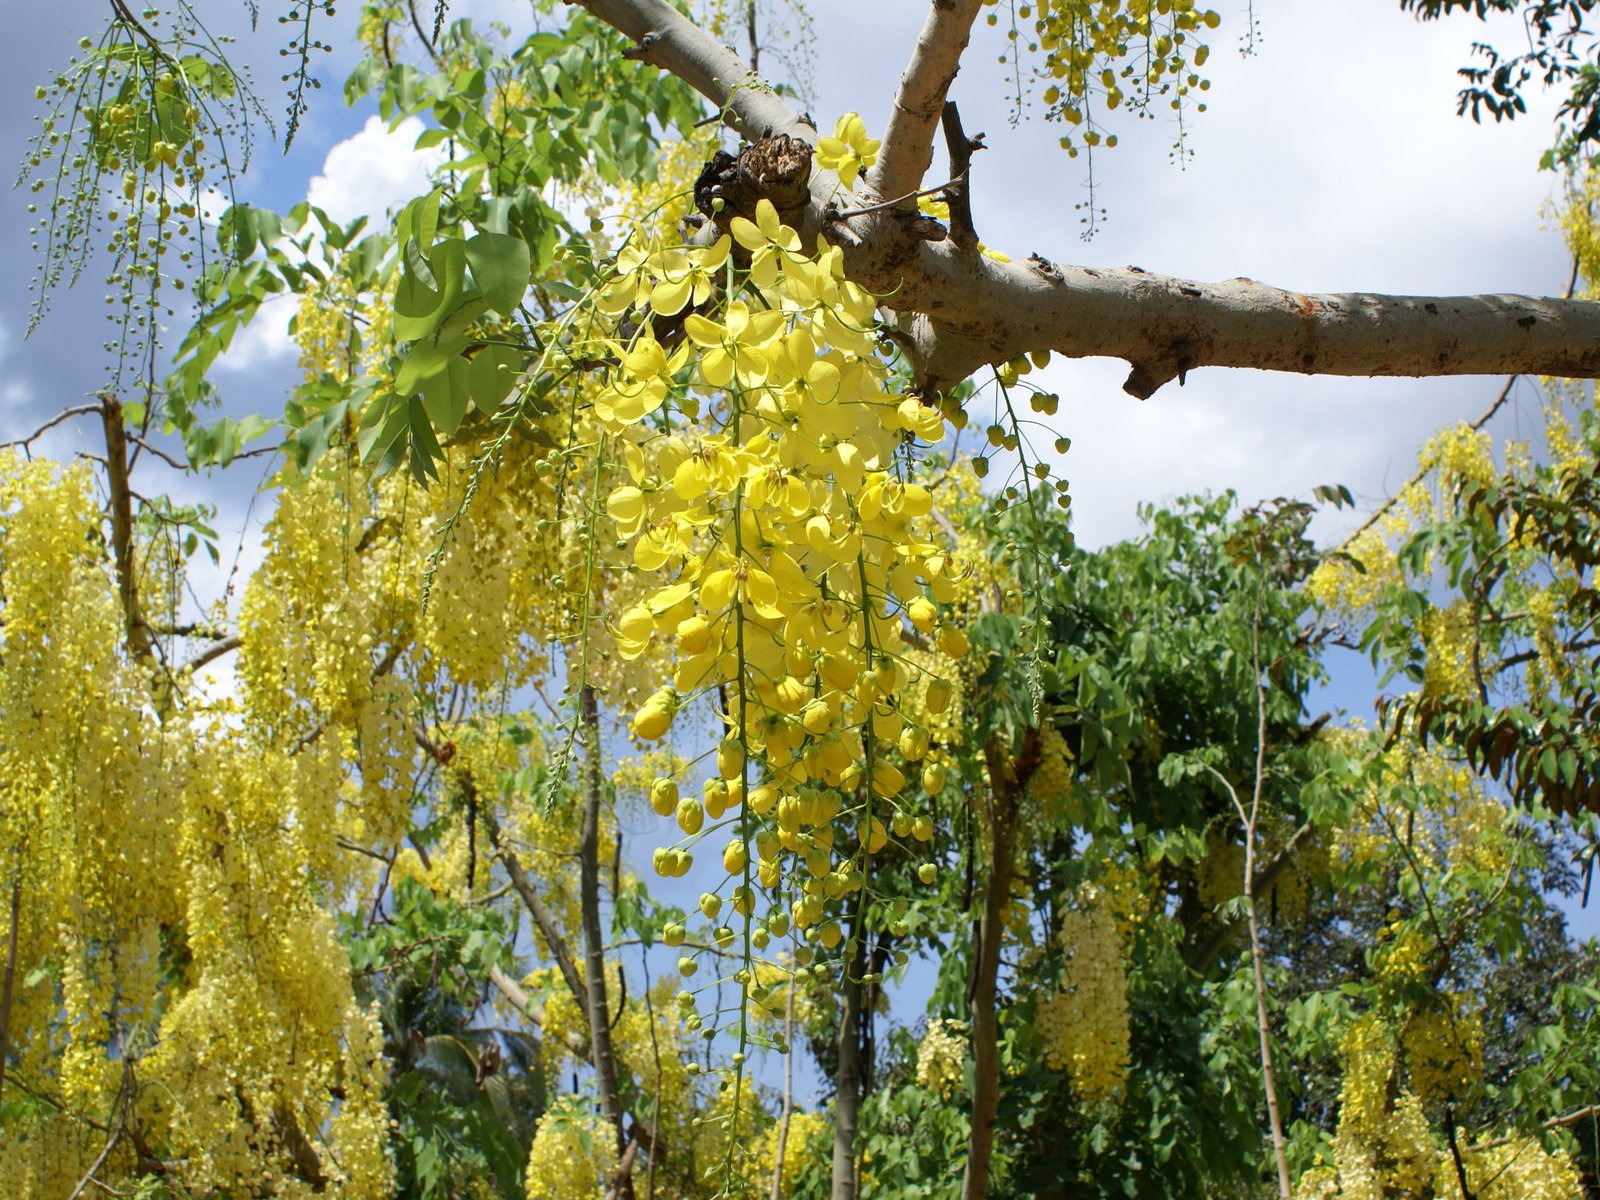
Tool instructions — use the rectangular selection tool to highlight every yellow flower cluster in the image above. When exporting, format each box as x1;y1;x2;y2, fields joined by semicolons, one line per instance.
525;1099;612;1200
1420;423;1498;492
1036;894;1130;1102
0;453;395;1197
1401;998;1484;1106
915;1018;968;1097
1432;1133;1583;1200
750;1110;830;1198
1024;722;1075;824
1297;1010;1579;1200
986;0;1222;156
1304;518;1406;616
589;200;967;987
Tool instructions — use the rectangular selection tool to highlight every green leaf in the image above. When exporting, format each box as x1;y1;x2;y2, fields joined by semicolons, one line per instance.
467;344;525;410
465;231;531;316
421;354;472;436
395;336;469;395
398;186;444;254
394;238;467;341
358;392;409;468
409;397;444;482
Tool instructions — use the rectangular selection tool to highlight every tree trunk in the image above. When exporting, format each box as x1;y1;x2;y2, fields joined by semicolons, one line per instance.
830;897;866;1200
961;732;1024;1200
0;878;21;1108
579;686;631;1185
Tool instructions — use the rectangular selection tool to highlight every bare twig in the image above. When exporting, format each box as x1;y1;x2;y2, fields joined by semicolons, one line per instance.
0;404;101;453
181;635;242;674
1205;575;1292;1199
867;0;986;203
829;175;965;220
938;102;983;252
127;434;188;472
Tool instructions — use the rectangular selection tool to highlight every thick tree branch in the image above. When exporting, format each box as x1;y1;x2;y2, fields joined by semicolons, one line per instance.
884;251;1600;396
569;0;807;141
575;2;1600;396
868;0;986;204
577;685;629;1166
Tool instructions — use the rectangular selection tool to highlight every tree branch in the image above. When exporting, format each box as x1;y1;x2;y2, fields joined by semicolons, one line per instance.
488;963;591;1059
569;0;808;141
938;101;982;252
886;254;1600;396
182;635;242;674
100;396;155;661
483;809;589;1012
868;0;986;204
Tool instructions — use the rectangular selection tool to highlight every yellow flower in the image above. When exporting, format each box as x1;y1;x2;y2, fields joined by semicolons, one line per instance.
817;112;881;185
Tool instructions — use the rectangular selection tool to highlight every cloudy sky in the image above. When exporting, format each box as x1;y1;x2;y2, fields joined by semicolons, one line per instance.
0;3;1572;537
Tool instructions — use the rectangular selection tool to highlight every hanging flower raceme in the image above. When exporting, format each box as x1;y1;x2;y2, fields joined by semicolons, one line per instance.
579;196;972;1056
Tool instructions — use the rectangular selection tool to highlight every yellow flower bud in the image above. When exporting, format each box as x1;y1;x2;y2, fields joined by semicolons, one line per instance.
899;726;930;761
871;761;905;798
649;778;679;817
717;736;745;779
631;687;678;740
724;840;748;873
936;625;970;659
677;615;712;654
862;816;889;853
676;797;705;836
749;783;780;815
801;697;835;735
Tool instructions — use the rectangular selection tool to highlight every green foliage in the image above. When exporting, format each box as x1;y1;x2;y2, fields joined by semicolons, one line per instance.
344;878;540;1199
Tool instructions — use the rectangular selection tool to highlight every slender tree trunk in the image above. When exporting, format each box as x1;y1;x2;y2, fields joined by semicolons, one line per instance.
830;896;866;1200
579;686;631;1187
0;878;22;1107
99;395;154;662
1246;594;1294;1200
961;732;1023;1200
1209;585;1293;1199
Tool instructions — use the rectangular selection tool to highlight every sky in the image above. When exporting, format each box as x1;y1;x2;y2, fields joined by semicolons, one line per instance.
0;0;1596;1067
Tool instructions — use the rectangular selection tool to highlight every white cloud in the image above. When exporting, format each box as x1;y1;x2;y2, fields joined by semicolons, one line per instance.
212;296;297;374
2;379;33;413
306;115;445;226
